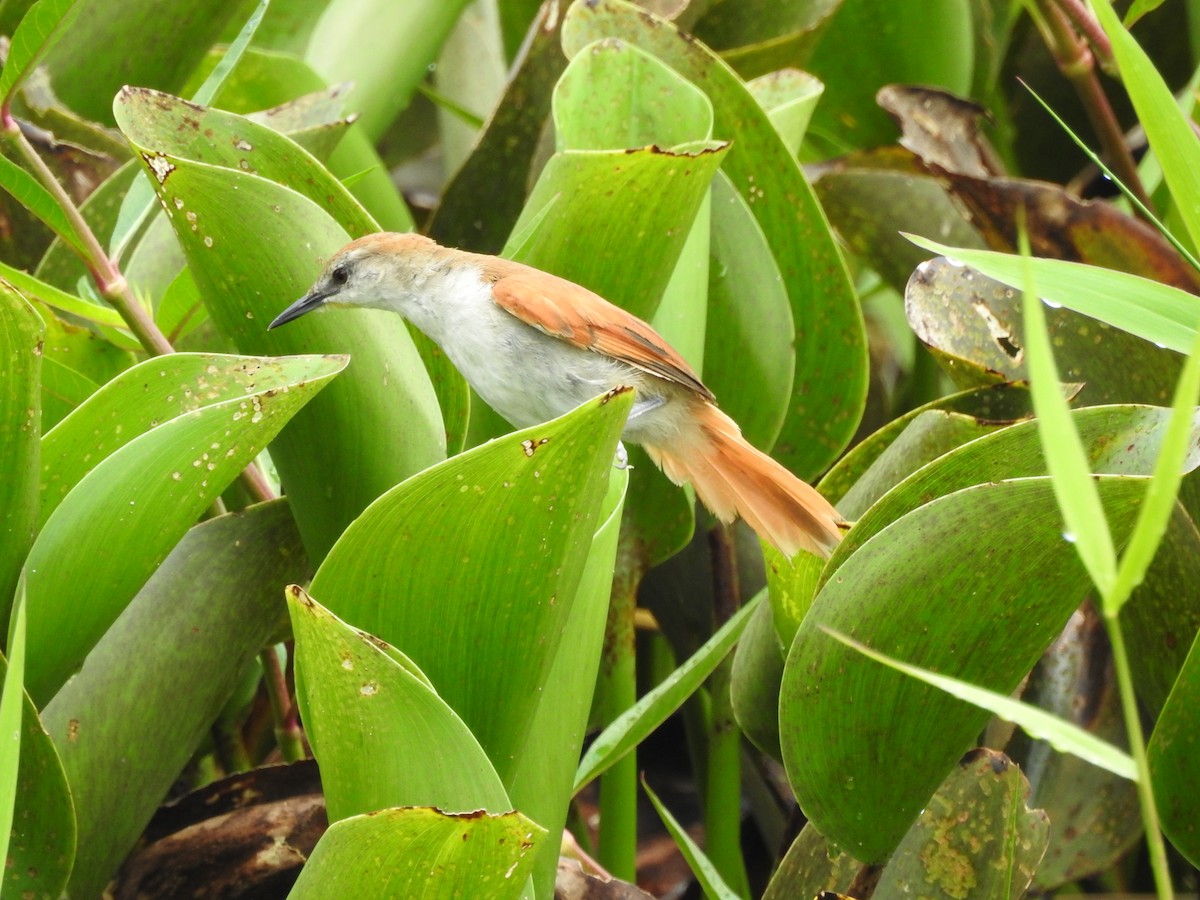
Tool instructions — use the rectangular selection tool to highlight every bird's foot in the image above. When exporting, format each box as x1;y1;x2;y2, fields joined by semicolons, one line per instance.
613;441;629;470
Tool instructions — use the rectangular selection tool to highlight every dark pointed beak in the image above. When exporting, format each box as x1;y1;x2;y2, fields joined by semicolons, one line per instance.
268;287;337;330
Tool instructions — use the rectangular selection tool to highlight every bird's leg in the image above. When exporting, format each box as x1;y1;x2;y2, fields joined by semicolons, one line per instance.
614;441;629;470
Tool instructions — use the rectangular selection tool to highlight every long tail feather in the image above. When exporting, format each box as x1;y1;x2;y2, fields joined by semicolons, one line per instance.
644;404;842;558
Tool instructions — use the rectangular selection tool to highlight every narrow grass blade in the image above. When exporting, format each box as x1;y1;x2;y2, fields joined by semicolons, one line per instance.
0;577;28;868
823;628;1136;780
1019;238;1117;594
574;591;763;793
642;776;743;900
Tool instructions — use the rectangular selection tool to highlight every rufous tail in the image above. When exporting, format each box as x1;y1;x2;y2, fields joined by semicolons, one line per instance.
643;403;843;559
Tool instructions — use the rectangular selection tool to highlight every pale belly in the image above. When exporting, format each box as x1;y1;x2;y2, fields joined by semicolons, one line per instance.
441;313;677;442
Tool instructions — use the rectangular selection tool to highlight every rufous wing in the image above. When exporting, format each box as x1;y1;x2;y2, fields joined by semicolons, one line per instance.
488;270;714;401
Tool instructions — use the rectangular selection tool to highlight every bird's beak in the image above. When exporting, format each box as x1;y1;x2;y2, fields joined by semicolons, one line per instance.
268;287;338;330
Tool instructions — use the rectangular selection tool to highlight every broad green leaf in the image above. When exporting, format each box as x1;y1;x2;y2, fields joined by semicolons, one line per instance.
815;164;988;294
1148;625;1200;866
1018;612;1142;890
827;629;1137;780
562;0;867;478
506;457;627;897
289;806;545;900
575;590;763;792
642;777;741;900
1108;318;1200;611
762;823;861;900
905;255;1183;407
311;389;632;786
430;0;567;253
1090;0;1200;250
909;237;1200;356
115;87;373;241
41;500;306;900
511;148;727;327
804;0;973;153
40;0;243;124
834;409;1011;521
107;0;272;260
115;94;451;559
782;476;1147;862
0;0;81;105
304;0;473;139
0;582;26;884
0;285;41;621
1;593;76;900
826;404;1200;566
703;172;793;450
1023;255;1117;596
874;749;1050;899
730;590;786;759
0;152;88;257
40;353;323;527
819;383;1036;506
747;69;824;156
23;354;344;704
288;586;512;823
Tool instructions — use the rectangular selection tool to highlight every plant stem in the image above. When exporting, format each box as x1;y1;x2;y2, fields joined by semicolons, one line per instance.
2;112;175;356
261;646;305;763
1029;0;1154;215
704;524;750;896
1104;609;1175;899
596;531;642;882
1054;0;1114;69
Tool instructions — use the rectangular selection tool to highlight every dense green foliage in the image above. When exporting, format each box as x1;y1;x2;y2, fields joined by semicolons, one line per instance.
2;1;1199;897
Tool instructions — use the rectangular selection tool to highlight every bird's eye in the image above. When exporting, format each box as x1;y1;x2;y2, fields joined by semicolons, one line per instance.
331;264;349;285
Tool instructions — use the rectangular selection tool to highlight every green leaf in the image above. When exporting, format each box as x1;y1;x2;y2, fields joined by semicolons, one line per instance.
703;171;793;450
642;777;742;900
1148;624;1200;866
562;0;868;478
304;0;473;140
826;629;1137;780
873;749;1050;899
289;807;545;900
730;594;786;759
288;586;512;823
41;500;306;900
114;90;453;559
0;0;81;106
40;0;243;125
1022;253;1117;595
781;476;1147;862
747;69;823;156
1;583;75;900
23;353;344;705
0;151;88;257
310;389;632;790
0;284;41;621
0;258;125;328
575;591;763;792
1090;0;1200;250
505;456;627;895
108;0;272;260
1108;321;1200;612
39;353;326;528
0;579;26;882
803;0;973;153
907;237;1200;356
825;404;1194;570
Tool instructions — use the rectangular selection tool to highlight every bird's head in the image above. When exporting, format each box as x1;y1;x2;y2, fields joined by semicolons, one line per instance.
268;232;444;329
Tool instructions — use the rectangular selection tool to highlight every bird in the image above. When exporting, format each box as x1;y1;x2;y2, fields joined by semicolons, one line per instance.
269;233;843;558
